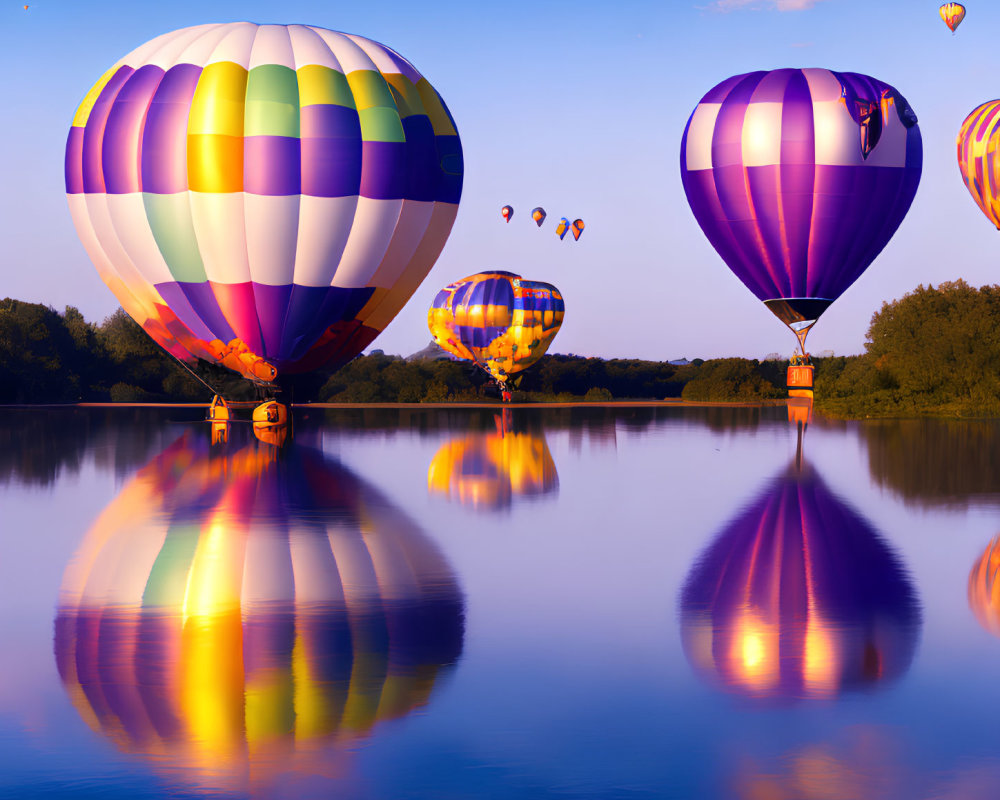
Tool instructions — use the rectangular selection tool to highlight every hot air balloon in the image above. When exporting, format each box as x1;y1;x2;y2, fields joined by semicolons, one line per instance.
502;204;514;223
65;23;463;395
427;416;558;509
555;218;570;240
55;431;464;796
531;207;546;227
680;458;920;701
570;218;584;241
680;69;922;359
957;100;1000;229
940;3;966;33
427;270;564;398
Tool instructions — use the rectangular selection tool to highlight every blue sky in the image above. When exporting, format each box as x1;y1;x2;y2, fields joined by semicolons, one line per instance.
1;0;997;361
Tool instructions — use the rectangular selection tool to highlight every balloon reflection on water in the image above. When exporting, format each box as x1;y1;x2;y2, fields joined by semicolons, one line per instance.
680;459;920;700
968;537;1000;636
54;433;464;792
427;417;558;509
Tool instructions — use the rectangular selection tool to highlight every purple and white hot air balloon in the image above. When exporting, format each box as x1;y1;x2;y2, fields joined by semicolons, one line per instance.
680;68;922;355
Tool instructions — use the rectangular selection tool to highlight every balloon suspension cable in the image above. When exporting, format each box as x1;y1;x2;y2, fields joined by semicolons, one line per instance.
794;326;810;358
163;349;227;401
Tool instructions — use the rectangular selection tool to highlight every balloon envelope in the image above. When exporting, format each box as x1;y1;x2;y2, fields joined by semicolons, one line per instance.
940;3;966;32
427;270;564;386
555;218;570;240
55;432;464;793
570;218;584;241
65;23;464;384
680;460;920;700
680;68;921;350
531;207;546;227
957;100;1000;229
502;204;513;223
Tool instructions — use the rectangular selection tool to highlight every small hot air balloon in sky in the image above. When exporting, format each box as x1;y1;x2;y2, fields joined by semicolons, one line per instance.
427;270;564;396
940;3;966;33
680;68;922;356
680;458;921;701
570;218;585;241
555;218;570;240
65;23;463;389
531;207;547;227
502;204;514;223
957;100;1000;229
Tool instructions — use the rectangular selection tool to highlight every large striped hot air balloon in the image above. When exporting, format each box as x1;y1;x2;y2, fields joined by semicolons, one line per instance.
957;100;1000;230
681;68;922;356
680;459;920;700
65;23;463;385
55;432;464;795
427;270;564;394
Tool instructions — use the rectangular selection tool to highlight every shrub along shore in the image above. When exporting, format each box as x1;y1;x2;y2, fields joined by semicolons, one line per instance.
2;280;998;417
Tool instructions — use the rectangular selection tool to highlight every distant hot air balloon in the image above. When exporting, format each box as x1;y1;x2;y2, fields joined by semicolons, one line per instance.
502;204;514;223
65;23;463;388
681;69;922;356
55;432;464;795
555;218;570;240
940;3;966;33
680;458;921;700
531;207;547;227
427;421;558;509
570;218;585;241
427;270;564;395
957;100;1000;229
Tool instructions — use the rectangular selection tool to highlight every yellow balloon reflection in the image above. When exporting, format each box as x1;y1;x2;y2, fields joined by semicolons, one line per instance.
55;433;464;794
969;536;1000;636
680;459;920;700
427;414;558;509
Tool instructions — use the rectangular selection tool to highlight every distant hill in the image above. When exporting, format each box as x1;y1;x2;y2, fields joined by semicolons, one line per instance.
405;340;453;362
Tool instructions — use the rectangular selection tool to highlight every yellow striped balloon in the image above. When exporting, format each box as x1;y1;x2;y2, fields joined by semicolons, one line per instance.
940;3;966;33
957;100;1000;229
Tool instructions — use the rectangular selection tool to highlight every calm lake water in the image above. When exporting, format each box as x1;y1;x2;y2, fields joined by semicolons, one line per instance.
3;405;1000;799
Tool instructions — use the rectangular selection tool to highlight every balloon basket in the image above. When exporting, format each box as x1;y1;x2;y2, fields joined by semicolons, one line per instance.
787;362;814;400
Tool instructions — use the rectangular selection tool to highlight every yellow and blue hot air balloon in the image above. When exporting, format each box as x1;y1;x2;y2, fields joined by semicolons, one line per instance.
65;23;463;386
957;100;1000;229
555;218;570;240
531;207;546;227
427;270;565;394
55;433;464;795
940;3;966;33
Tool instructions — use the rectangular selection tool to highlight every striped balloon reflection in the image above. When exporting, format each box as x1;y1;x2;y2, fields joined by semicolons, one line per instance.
54;433;463;793
680;459;920;700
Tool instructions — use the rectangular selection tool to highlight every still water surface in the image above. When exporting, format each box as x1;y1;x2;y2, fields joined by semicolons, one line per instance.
3;406;1000;799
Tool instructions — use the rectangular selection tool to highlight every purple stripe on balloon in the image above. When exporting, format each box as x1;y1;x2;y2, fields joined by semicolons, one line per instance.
781;70;815;295
744;166;790;295
300;104;360;139
142;64;201;194
301;136;362;197
82;65;135;194
103;65;165;194
702;71;764;104
435;134;464;205
245;137;301;196
360;140;407;199
211;282;264;355
251;283;293;359
402;115;437;202
65;127;85;193
155;281;236;343
751;69;794;103
284;285;375;363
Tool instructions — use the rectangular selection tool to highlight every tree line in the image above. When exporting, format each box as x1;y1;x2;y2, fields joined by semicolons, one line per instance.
3;279;999;415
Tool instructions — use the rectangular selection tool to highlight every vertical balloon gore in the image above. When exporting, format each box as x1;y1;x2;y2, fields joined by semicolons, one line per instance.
65;23;464;386
957;100;1000;230
555;218;570;240
680;68;922;355
570;219;585;241
940;3;966;33
531;207;547;227
502;205;514;223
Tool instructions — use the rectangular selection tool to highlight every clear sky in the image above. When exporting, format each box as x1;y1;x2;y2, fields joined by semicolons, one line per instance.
1;0;997;361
